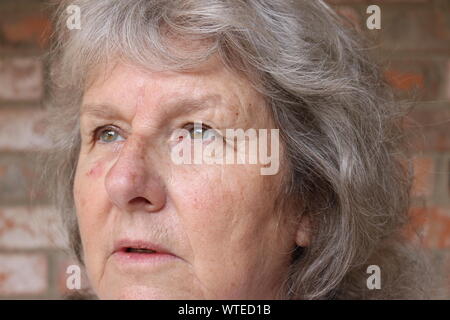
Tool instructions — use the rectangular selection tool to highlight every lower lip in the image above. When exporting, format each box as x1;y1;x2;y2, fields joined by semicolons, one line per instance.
112;251;177;265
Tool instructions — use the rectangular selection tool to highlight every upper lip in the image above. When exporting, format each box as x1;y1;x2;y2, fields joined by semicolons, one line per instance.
113;239;174;255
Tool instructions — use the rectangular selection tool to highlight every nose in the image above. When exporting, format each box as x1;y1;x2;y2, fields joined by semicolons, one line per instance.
104;138;166;213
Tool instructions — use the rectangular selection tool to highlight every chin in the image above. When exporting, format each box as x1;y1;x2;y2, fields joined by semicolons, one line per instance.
103;285;187;300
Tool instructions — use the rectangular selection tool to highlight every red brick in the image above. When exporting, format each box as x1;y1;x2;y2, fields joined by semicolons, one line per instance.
0;58;43;101
446;60;450;102
383;59;444;101
335;6;363;31
406;206;450;249
385;69;424;91
405;108;450;153
411;156;434;197
448;159;450;198
0;108;52;151
0;153;48;204
0;253;48;296
380;5;450;52
0;206;66;250
0;13;51;49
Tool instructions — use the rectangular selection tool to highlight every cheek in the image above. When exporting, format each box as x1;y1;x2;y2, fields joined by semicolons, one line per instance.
86;160;104;179
172;165;272;247
73;158;111;237
177;172;238;220
171;167;286;296
74;160;104;209
73;157;112;272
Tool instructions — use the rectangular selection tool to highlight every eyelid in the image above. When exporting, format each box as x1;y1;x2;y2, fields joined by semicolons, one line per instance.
183;121;225;141
183;122;222;137
183;122;211;131
92;124;126;143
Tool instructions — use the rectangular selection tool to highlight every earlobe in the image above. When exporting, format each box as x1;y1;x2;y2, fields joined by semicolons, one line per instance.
295;215;310;247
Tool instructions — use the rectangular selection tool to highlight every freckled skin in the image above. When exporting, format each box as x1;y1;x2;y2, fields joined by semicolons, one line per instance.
73;55;307;300
86;161;103;179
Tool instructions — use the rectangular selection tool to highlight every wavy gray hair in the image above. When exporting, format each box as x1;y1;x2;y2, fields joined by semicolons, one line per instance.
44;0;440;299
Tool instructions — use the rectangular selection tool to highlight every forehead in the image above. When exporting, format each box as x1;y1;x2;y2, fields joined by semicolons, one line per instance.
81;57;267;123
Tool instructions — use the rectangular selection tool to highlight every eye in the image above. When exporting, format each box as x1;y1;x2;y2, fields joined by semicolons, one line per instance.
185;123;219;142
94;126;125;143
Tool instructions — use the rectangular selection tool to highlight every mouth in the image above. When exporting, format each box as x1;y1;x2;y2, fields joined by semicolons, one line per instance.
124;248;157;254
112;239;177;267
114;239;172;254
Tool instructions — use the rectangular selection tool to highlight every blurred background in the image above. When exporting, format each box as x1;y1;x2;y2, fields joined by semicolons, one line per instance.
0;0;449;299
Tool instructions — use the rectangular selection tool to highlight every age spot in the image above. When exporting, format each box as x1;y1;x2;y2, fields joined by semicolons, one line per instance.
86;161;103;178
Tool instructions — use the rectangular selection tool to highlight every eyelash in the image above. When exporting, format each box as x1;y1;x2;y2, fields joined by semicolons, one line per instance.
182;123;225;144
90;122;221;144
91;125;123;144
183;122;211;137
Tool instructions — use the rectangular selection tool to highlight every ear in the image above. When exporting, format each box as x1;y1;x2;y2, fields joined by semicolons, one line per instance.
295;214;310;247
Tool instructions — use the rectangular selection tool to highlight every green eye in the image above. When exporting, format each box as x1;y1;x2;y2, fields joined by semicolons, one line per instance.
187;123;216;141
190;126;205;139
97;127;124;143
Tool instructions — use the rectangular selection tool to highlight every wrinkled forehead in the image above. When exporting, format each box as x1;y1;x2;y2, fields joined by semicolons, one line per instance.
80;56;272;128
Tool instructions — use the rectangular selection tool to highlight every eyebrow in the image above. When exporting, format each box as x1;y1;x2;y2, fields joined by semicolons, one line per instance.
80;103;122;120
80;94;225;121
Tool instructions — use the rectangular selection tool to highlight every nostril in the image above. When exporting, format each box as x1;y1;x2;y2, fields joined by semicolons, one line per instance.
128;196;152;206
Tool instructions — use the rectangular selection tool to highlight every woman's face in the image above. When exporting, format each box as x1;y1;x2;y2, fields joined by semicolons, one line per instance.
73;56;299;299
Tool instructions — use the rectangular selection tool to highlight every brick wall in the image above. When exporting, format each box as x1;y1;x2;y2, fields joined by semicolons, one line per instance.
0;0;449;299
330;0;450;297
0;0;80;299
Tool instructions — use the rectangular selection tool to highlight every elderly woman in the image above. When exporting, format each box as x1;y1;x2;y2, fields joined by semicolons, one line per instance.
45;0;437;299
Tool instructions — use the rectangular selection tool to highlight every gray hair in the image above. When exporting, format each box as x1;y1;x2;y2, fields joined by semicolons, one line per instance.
44;0;440;299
